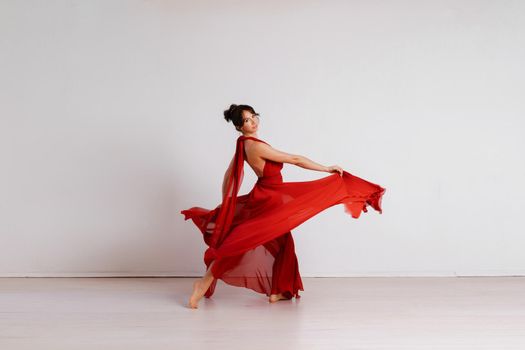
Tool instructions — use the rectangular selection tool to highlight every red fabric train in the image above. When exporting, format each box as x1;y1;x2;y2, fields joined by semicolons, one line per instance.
181;135;386;299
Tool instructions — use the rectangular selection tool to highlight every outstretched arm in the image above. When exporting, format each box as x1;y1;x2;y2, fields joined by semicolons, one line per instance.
253;142;343;176
295;155;329;172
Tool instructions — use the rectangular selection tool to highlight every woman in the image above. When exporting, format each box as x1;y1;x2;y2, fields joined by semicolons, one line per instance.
181;104;386;309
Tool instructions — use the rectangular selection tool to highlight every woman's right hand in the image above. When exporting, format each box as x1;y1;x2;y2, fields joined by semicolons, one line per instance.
326;165;344;177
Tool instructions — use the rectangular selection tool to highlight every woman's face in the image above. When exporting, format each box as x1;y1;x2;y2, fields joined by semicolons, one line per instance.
239;110;259;134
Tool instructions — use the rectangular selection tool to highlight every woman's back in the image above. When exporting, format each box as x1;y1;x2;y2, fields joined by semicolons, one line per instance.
243;139;266;177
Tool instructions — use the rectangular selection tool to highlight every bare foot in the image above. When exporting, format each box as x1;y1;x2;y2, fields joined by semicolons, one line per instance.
188;279;206;309
269;293;289;303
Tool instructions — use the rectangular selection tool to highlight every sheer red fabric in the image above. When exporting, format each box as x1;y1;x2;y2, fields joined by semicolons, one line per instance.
181;135;386;299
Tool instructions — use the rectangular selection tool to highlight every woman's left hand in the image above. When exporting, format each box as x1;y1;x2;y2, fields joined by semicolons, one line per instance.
326;165;344;177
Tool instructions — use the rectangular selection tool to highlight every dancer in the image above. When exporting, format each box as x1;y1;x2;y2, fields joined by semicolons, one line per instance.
181;104;386;308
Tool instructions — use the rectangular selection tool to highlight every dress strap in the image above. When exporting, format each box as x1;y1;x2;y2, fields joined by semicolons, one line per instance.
210;136;247;248
210;136;268;247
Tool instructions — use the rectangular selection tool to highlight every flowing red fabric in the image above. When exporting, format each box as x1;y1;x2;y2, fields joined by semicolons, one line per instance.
181;135;386;299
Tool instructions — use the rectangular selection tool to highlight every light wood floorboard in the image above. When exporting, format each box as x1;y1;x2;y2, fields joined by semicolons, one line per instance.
1;277;524;349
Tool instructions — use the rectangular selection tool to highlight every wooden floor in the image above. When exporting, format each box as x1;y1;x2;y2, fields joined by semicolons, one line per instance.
1;277;524;349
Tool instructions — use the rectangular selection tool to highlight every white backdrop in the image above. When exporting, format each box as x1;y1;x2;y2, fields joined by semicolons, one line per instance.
1;0;524;277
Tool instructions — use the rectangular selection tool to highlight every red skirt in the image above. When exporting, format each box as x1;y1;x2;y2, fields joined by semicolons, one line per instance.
181;158;386;299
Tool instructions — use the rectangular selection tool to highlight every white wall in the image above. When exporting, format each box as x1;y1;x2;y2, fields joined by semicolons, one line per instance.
1;0;524;277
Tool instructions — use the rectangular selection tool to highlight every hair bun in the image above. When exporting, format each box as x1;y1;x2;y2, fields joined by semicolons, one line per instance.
223;104;238;122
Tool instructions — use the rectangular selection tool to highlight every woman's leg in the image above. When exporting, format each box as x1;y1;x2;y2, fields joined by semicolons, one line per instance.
188;260;216;309
269;232;303;303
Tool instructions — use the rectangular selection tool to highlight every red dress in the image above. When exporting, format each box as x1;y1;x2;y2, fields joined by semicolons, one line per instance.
181;135;386;299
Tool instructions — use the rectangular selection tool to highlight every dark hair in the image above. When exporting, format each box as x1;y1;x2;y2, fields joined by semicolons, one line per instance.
223;104;257;131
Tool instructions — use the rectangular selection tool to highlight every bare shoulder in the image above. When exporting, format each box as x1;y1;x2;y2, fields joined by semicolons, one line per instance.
243;138;257;147
244;139;268;154
243;139;258;155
